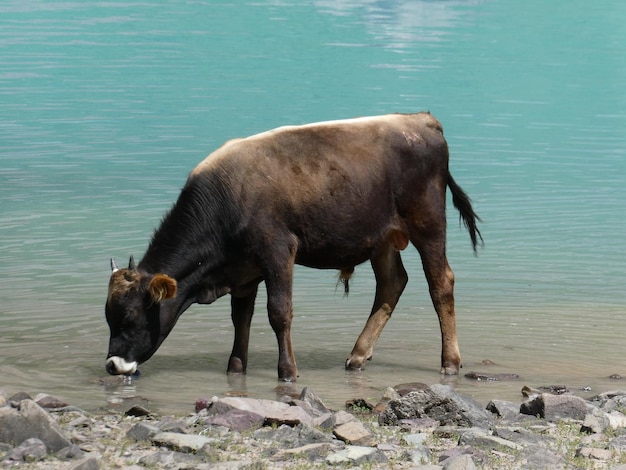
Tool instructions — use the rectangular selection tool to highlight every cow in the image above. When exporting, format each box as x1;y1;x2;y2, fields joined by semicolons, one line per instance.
105;112;482;382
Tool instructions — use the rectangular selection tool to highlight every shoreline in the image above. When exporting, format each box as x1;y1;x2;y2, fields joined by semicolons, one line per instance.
3;382;626;469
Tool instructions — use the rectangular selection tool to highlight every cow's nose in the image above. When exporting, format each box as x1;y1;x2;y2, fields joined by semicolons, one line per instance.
105;358;118;375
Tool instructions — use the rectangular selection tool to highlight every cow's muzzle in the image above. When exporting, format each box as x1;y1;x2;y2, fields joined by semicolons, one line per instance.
106;356;138;375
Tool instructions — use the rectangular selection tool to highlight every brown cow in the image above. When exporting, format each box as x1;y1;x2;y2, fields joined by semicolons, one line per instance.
105;112;481;381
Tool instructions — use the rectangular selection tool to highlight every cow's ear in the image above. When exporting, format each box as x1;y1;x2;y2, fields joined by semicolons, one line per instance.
148;274;177;303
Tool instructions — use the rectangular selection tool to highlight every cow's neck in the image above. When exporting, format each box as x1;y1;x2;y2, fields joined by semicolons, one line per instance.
138;185;232;306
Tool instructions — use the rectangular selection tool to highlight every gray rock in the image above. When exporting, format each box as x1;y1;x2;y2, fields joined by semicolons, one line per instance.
458;428;523;451
608;410;626;429
151;431;217;452
408;445;432;464
402;432;429;446
398;416;440;432
34;393;69;410
394;382;430;396
494;426;556;448
271;442;332;461
253;423;335;449
333;420;373;446
67;456;100;470
589;390;626;411
521;447;567;469
209;396;290;418
581;408;611;434
298;387;332;416
56;444;85;460
520;393;587;421
486;399;523;422
204;408;265;432
8;392;32;404
6;438;47;462
155;417;189;434
265;404;314;427
379;385;492;428
326;445;387;465
441;453;477;470
0;399;71;452
430;384;494;429
609;435;626;453
316;409;357;430
139;450;201;467
126;422;160;441
576;446;614;460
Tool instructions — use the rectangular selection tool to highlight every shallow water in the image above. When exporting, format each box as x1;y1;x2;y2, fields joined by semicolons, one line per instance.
1;0;625;414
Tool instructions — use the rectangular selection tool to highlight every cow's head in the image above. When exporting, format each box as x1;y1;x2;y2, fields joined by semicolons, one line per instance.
105;256;177;375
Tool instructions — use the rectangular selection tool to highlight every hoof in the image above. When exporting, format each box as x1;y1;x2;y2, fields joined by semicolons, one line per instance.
227;357;246;374
440;365;460;375
345;357;365;371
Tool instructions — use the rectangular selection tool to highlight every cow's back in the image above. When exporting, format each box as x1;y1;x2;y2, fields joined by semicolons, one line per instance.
185;113;449;268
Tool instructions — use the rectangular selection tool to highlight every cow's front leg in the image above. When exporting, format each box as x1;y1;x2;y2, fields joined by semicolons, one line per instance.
264;252;298;381
267;286;297;381
227;284;259;374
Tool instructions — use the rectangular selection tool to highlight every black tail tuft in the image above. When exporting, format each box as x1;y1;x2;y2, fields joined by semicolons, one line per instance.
448;173;483;253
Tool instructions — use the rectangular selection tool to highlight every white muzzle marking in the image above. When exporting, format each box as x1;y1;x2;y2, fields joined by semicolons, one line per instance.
106;356;138;375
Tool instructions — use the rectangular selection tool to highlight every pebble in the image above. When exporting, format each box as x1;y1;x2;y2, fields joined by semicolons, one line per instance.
2;383;626;469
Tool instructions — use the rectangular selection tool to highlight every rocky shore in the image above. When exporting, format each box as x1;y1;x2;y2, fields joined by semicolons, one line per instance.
3;382;626;469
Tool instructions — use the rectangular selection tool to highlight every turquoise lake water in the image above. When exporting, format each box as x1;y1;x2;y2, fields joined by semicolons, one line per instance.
1;1;625;413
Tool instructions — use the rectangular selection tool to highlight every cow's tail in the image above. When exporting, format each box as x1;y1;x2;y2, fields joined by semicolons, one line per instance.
448;172;483;253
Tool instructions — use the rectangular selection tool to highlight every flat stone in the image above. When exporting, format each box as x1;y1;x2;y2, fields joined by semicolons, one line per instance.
266;405;314;427
67;456;100;470
398;417;440;432
402;432;429;446
139;450;200;467
205;408;265;432
151;431;217;452
464;371;520;381
34;394;69;410
333;421;374;446
576;446;613;460
316;409;357;430
521;446;567;468
271;442;332;461
608;411;626;429
209;396;290;418
441;453;477;470
609;435;626;452
253;423;334;449
458;428;523;451
394;382;429;396
326;445;387;465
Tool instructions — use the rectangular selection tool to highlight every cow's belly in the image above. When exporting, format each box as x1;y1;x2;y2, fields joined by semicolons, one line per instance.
295;246;374;271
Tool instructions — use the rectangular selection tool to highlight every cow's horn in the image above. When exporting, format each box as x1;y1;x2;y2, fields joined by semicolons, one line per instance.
110;258;118;272
129;255;136;271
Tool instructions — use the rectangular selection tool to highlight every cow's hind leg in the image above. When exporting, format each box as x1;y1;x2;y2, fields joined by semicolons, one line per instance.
346;240;408;370
412;229;461;375
227;282;260;374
